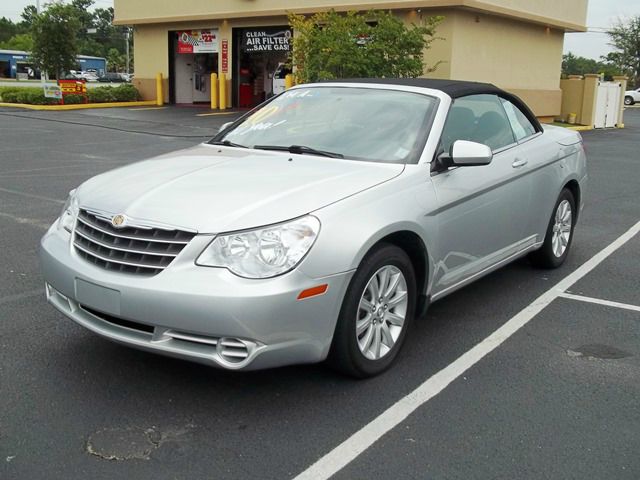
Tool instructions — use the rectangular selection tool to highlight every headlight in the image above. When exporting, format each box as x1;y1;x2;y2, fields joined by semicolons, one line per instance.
58;189;79;233
196;215;320;279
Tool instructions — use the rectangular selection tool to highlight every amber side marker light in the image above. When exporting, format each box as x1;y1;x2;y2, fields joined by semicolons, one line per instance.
297;284;329;300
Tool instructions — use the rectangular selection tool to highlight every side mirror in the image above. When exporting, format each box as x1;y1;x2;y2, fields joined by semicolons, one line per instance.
450;140;493;166
218;121;234;133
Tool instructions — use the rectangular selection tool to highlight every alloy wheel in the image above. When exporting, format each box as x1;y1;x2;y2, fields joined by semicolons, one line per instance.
356;265;408;360
551;199;572;257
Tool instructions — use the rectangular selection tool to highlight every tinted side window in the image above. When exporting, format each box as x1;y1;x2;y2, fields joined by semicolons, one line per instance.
441;94;516;153
500;98;537;141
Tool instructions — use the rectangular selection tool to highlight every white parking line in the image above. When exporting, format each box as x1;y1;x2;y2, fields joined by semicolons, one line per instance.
195;111;237;117
0;289;43;307
294;220;640;480
0;187;64;205
0;212;50;230
559;292;640;313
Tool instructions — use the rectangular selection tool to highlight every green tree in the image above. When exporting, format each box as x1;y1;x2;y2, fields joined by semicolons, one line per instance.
71;0;100;55
562;52;597;76
106;47;124;72
30;3;81;79
288;10;442;83
0;33;34;51
20;5;39;29
561;52;623;80
91;7;132;68
606;16;640;87
0;17;21;43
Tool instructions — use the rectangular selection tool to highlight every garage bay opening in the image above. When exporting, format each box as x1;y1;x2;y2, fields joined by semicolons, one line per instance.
232;27;292;108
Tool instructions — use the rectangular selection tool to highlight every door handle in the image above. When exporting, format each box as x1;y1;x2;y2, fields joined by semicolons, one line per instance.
512;158;528;168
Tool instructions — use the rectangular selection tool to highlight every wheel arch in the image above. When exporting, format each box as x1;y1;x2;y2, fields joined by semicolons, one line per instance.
366;229;431;318
563;179;581;220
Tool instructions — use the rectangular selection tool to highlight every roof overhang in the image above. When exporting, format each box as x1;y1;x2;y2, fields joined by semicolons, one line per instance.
113;0;587;32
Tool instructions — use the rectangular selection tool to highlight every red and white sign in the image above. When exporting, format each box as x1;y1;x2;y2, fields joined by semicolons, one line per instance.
221;39;229;73
177;29;219;54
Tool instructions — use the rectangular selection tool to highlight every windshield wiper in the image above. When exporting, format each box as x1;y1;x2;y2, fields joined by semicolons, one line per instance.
210;140;247;148
253;144;344;159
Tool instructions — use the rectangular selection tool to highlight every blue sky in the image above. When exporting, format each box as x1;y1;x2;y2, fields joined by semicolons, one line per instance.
2;0;639;60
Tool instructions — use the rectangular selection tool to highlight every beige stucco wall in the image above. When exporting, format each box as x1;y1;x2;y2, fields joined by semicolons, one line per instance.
448;10;564;90
560;76;585;123
443;9;565;117
403;9;454;79
115;0;587;31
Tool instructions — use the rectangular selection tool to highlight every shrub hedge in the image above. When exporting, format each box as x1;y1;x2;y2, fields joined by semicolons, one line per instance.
88;84;140;103
0;84;141;105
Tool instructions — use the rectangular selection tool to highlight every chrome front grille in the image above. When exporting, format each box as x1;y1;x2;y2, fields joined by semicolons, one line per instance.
73;209;196;276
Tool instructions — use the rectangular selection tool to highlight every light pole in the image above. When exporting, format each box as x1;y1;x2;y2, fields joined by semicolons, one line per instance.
37;0;46;84
125;28;130;75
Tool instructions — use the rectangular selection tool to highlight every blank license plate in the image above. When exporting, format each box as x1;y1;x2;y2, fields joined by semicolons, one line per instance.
75;278;121;316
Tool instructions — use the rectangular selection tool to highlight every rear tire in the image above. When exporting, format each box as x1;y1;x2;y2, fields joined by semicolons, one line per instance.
328;243;416;378
624;96;634;106
529;188;576;269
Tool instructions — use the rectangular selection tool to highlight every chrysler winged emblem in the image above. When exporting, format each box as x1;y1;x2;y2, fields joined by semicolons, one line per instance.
111;214;126;228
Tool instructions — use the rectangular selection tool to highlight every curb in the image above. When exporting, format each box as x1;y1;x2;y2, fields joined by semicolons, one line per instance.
562;125;625;131
0;100;157;111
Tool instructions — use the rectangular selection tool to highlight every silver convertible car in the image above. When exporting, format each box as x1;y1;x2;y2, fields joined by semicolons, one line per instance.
40;79;587;377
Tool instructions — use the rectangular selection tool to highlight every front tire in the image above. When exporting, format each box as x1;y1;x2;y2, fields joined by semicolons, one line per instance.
624;96;634;106
328;243;416;378
529;188;576;269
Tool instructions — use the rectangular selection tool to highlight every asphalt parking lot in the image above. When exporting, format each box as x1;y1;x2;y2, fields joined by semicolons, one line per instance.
0;105;638;479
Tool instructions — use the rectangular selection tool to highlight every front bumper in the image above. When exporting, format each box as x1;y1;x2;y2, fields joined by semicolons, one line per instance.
39;223;353;370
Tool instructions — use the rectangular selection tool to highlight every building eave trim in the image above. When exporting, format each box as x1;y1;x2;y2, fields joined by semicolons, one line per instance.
113;0;587;32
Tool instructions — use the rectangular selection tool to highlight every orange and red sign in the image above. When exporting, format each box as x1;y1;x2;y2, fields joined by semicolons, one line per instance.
221;39;229;73
59;79;87;94
58;79;88;104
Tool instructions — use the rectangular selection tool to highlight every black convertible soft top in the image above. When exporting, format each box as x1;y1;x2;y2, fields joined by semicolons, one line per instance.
328;77;502;98
322;78;542;131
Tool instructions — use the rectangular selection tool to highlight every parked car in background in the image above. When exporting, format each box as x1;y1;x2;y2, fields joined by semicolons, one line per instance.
81;71;99;82
40;79;587;378
98;72;127;83
624;88;640;105
64;70;83;80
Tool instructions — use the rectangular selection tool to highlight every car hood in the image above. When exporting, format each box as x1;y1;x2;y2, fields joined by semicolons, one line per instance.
77;144;404;233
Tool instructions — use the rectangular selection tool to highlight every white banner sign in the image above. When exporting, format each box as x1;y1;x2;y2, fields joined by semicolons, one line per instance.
43;84;62;99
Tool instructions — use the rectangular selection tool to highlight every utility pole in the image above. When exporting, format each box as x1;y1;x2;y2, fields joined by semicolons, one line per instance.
37;0;46;83
125;28;130;75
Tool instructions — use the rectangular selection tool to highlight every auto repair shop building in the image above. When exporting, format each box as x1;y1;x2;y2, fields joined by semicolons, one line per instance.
113;0;588;122
0;50;107;79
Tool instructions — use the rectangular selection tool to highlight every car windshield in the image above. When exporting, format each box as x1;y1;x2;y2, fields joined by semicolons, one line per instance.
213;86;438;164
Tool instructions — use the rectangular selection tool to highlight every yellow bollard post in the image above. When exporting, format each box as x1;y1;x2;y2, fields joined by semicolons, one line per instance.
210;72;218;110
155;73;163;106
285;74;294;90
219;73;227;110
